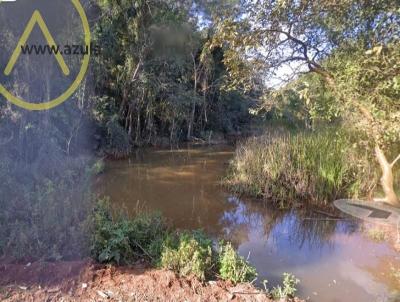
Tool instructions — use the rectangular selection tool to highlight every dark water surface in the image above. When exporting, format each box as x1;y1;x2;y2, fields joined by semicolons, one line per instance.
95;145;400;302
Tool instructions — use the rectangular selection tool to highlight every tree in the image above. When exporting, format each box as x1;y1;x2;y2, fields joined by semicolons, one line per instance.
212;0;400;205
92;0;252;150
327;43;400;205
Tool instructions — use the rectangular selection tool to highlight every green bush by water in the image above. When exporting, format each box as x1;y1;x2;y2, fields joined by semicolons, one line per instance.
227;128;376;207
91;199;257;283
218;242;257;284
160;231;215;281
91;198;169;264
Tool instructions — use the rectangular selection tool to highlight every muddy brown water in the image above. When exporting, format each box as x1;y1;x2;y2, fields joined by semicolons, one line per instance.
95;145;400;302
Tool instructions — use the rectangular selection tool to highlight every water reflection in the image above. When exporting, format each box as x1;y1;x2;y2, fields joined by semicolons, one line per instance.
95;145;400;302
221;196;358;250
220;195;400;301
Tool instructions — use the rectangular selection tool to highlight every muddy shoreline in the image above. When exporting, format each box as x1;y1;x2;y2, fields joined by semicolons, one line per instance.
0;260;303;302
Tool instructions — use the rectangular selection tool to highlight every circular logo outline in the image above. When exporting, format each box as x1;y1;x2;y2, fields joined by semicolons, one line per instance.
0;0;91;111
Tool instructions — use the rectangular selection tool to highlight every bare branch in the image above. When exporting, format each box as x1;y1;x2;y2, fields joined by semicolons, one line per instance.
131;59;142;82
391;154;400;167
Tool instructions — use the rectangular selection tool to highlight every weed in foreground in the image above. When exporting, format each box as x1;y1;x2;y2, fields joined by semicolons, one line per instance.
218;242;257;284
91;199;257;284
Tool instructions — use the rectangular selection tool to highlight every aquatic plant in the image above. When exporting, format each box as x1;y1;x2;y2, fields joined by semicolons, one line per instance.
227;128;377;207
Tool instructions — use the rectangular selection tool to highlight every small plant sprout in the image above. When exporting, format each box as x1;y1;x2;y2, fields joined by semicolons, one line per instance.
271;273;300;300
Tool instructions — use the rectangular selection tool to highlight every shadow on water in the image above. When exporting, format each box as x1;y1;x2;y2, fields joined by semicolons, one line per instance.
95;145;400;302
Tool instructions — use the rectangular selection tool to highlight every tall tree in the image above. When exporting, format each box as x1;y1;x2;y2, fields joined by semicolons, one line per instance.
213;0;400;205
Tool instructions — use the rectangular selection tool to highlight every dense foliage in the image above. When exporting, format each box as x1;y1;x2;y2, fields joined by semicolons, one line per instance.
91;198;169;264
0;0;398;279
0;146;94;260
160;231;215;280
215;0;400;204
0;0;252;263
92;0;252;154
91;199;257;283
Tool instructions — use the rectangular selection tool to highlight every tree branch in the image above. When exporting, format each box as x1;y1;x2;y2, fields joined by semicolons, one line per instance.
131;59;142;82
391;154;400;167
261;28;335;84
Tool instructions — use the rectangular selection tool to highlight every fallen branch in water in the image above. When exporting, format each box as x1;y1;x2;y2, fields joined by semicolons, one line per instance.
312;209;344;219
302;218;351;221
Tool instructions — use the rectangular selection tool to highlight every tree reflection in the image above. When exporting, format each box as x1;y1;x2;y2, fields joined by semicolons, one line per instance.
220;196;358;250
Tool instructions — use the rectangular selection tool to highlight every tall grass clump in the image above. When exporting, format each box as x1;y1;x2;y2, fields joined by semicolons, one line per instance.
227;128;376;207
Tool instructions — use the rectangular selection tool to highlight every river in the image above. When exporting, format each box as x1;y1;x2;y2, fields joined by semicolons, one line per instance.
95;145;400;302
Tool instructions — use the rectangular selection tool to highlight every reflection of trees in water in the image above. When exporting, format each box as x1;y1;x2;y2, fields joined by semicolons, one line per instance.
220;196;358;250
277;210;358;249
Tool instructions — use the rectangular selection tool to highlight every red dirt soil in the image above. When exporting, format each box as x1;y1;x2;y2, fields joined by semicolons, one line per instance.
0;260;302;302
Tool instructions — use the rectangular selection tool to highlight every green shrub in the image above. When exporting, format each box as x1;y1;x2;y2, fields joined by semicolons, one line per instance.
218;242;257;284
270;273;300;300
227;128;376;207
91;198;170;265
160;231;215;281
91;200;259;284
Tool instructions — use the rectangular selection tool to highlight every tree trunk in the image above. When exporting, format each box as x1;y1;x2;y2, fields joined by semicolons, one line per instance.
202;78;208;129
187;101;195;141
187;53;198;141
374;145;399;206
309;67;400;207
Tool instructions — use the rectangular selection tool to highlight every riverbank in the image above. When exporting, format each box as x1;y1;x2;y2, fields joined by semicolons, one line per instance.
94;145;400;301
0;260;303;302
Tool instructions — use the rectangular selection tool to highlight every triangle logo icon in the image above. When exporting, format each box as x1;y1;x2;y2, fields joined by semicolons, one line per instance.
4;10;70;76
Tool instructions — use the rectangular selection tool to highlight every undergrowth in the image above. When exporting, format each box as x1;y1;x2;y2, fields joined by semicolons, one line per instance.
218;242;257;283
91;199;257;283
160;230;215;280
269;273;300;300
0;155;93;261
91;198;169;264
